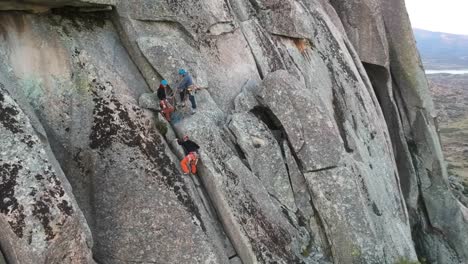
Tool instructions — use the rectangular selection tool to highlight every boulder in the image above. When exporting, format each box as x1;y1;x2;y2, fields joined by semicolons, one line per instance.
255;70;343;171
138;92;159;111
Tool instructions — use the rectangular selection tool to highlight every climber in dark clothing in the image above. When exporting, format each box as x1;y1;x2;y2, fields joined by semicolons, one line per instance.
175;135;200;175
157;80;167;101
176;135;200;155
156;80;174;121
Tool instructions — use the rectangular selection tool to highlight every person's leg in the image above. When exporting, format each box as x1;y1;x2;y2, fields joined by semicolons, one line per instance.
179;90;186;106
189;94;196;109
191;162;197;174
180;157;190;174
191;155;198;174
164;109;171;121
189;94;196;114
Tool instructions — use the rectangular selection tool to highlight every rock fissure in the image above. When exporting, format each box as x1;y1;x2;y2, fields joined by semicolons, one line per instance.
278;140;299;207
332;89;354;153
0;246;8;264
309;198;334;261
238;22;266;79
306;166;339;173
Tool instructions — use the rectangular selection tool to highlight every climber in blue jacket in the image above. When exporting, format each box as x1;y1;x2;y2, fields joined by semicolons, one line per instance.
177;69;197;114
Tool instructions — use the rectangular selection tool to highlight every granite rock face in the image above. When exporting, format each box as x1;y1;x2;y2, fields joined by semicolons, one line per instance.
330;0;468;262
0;86;94;264
0;13;229;264
0;0;466;264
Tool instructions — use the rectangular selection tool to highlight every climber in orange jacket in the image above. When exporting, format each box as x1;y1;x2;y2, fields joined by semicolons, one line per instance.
180;152;199;175
175;135;200;175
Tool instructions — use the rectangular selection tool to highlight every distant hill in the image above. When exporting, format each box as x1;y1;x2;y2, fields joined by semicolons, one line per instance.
413;28;468;69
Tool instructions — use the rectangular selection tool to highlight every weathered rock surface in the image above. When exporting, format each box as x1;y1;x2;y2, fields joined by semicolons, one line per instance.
0;250;6;264
0;13;230;264
138;92;160;111
0;86;94;263
0;0;466;264
171;95;323;263
330;0;468;262
228;112;297;211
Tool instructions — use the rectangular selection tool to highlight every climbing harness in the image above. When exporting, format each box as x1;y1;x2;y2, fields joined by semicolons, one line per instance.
159;99;174;121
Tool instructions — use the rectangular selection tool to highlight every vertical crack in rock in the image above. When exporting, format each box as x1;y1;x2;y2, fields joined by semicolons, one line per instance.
237;191;306;264
362;63;417;226
408;138;463;263
310;202;334;260
285;139;334;261
282;140;334;261
224;124;250;168
313;36;360;154
0;246;7;264
390;73;413;134
249;105;305;201
332;89;354;153
250;105;334;261
88;81;207;232
239;26;265;79
278;140;298;206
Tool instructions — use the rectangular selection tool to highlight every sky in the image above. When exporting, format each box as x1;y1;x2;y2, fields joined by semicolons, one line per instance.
405;0;468;35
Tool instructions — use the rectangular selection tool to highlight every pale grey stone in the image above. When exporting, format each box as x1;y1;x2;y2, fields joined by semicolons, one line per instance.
229;112;296;211
0;87;94;264
138;92;159;111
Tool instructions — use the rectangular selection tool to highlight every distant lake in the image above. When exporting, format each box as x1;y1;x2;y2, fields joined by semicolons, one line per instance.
426;69;468;75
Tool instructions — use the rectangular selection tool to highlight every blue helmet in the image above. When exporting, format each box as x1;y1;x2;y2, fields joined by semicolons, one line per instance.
178;69;186;75
161;79;168;86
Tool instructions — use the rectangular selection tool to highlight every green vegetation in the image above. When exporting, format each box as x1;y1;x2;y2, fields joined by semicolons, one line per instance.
351;245;361;258
300;238;314;257
301;246;312;257
440;118;468;182
430;73;468;185
155;118;168;136
75;74;91;95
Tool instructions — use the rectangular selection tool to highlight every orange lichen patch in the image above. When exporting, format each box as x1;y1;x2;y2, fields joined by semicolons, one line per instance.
294;38;310;54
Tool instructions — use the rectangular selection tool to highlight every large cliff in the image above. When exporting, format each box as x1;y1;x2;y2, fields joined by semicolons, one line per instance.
0;0;466;264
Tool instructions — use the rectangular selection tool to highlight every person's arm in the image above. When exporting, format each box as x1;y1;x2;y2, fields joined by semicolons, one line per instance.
177;76;189;90
193;141;200;150
187;75;193;87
